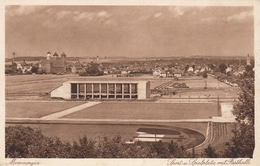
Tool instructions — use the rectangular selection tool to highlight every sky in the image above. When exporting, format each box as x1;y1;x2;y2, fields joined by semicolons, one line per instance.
5;6;254;58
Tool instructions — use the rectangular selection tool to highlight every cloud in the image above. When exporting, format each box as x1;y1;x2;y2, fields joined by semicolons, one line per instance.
139;15;150;20
73;12;95;21
73;11;80;15
201;17;217;22
56;10;72;19
6;6;46;17
106;19;116;25
227;10;253;21
97;11;111;18
46;8;55;15
154;13;162;18
42;19;56;29
198;6;205;10
168;6;206;17
168;7;186;17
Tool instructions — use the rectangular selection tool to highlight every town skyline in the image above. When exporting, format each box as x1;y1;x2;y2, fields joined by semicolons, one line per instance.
5;6;254;58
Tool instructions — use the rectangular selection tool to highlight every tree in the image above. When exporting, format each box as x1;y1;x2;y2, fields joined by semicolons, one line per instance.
152;140;169;158
185;64;190;72
224;70;255;158
80;63;103;76
31;65;39;73
6;125;72;158
70;135;97;158
219;63;227;74
245;65;253;72
168;140;186;158
203;144;219;158
202;71;208;78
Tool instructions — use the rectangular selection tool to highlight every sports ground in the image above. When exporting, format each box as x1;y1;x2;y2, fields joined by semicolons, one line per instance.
5;74;238;152
5;100;234;150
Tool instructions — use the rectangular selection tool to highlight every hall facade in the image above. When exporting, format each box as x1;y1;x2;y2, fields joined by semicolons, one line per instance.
51;80;150;100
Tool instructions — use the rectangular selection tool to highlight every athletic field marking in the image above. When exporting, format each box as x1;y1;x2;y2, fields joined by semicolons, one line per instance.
40;102;100;120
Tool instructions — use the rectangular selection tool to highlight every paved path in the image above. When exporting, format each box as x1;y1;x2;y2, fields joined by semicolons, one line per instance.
40;102;100;120
211;103;236;122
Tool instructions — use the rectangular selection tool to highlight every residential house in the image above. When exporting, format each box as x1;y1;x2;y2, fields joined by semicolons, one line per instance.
160;70;167;78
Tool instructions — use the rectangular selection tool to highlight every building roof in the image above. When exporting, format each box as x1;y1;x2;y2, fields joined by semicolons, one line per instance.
53;52;59;57
65;80;149;84
61;52;67;57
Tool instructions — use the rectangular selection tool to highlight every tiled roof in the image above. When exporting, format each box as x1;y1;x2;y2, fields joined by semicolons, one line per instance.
53;52;59;57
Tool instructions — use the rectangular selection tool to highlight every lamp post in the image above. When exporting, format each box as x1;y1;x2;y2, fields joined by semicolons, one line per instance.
217;77;219;89
204;79;207;89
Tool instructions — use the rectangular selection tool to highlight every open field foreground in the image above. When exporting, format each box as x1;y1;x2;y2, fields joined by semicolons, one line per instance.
5;101;85;118
5;100;235;152
6;101;218;120
63;102;218;120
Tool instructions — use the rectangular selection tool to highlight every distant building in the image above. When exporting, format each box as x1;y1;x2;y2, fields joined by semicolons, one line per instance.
71;66;77;74
160;70;167;77
187;66;194;72
104;70;109;74
47;51;51;60
61;52;67;58
96;56;99;63
69;62;82;74
51;58;66;74
153;70;161;76
225;67;232;73
246;54;251;66
38;52;67;74
174;73;182;78
237;65;245;74
53;52;59;59
172;68;182;78
153;67;161;76
121;70;129;75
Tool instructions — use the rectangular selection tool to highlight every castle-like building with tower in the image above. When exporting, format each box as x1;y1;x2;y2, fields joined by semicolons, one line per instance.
39;52;67;74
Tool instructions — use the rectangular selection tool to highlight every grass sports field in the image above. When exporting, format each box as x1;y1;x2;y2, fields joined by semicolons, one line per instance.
63;102;218;120
6;101;85;118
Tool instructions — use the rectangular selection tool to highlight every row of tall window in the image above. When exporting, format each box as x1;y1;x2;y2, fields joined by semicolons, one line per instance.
71;83;138;99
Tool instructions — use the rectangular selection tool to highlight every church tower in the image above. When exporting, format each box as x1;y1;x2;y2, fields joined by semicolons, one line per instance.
47;51;51;60
246;54;251;66
96;56;99;63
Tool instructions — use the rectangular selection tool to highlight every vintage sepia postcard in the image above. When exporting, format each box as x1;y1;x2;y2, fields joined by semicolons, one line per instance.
1;0;259;166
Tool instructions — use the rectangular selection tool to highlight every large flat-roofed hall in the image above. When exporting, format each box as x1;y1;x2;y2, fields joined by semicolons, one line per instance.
51;80;150;100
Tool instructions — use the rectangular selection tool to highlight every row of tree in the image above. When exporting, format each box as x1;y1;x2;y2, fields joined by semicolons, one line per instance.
6;125;190;158
79;63;104;76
